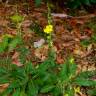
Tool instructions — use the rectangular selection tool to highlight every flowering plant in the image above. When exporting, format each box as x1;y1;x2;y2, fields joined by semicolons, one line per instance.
44;24;53;34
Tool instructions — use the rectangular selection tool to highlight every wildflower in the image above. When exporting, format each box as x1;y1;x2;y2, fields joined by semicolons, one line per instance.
44;25;53;34
74;86;81;94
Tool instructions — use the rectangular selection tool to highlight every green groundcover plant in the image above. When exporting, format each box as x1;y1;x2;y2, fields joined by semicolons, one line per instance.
0;55;96;96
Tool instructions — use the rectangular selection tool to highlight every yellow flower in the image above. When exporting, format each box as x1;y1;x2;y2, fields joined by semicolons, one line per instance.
44;25;53;34
74;86;80;94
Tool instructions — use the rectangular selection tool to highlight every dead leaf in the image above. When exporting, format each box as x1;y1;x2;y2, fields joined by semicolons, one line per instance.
12;52;23;66
56;55;64;64
22;20;32;28
0;83;9;93
12;52;19;59
12;59;23;67
34;45;49;61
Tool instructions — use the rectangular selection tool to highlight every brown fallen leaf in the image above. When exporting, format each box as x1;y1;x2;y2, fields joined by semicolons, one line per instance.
34;45;57;61
22;20;32;28
0;83;9;93
34;45;49;61
56;55;64;64
12;52;23;66
73;49;84;56
12;59;23;67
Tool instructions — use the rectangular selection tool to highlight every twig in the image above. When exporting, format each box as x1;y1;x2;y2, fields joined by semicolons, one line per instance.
51;13;96;19
51;13;72;18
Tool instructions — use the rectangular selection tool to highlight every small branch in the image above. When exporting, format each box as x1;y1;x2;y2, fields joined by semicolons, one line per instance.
51;13;72;18
51;13;96;19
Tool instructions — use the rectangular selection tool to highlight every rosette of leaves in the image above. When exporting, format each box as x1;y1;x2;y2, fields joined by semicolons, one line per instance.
0;56;96;96
0;56;57;96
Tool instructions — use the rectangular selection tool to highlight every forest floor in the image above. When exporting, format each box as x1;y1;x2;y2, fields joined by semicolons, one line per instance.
0;1;96;96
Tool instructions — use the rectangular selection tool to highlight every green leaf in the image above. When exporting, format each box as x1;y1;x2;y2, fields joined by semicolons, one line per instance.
8;80;21;89
0;75;9;84
12;88;20;96
37;61;50;72
0;68;7;75
52;87;61;96
40;85;54;93
27;80;38;96
76;70;96;79
91;34;96;43
35;0;42;6
59;59;74;81
18;46;29;64
25;62;35;74
66;86;74;96
68;62;77;78
59;63;68;81
11;67;26;79
81;39;91;47
59;57;76;81
74;78;96;86
0;37;9;53
8;37;22;51
34;78;44;86
20;91;27;96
